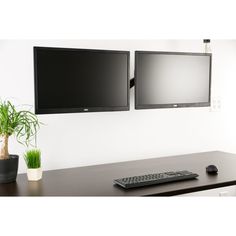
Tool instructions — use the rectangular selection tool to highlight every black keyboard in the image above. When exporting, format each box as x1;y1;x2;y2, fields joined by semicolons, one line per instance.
114;170;199;189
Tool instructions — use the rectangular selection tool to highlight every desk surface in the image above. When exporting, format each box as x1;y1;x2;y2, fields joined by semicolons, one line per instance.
1;151;236;196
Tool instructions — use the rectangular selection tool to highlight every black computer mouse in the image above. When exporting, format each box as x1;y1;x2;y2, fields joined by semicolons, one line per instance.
206;165;218;174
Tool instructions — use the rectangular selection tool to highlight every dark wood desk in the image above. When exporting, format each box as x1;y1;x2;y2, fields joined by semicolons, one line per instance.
1;151;236;196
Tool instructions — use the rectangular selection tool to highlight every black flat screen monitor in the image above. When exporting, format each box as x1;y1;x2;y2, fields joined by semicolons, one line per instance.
34;47;130;114
135;51;212;109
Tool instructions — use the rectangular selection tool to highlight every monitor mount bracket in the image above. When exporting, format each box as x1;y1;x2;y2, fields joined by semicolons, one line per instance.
130;78;135;88
203;39;211;53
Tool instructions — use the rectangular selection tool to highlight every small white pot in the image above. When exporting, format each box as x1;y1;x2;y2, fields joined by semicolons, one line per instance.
27;168;42;181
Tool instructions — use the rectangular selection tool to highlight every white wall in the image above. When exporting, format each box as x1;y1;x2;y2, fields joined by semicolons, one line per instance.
0;40;225;173
216;41;236;153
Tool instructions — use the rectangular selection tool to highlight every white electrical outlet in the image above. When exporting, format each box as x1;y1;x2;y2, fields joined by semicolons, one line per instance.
211;97;221;112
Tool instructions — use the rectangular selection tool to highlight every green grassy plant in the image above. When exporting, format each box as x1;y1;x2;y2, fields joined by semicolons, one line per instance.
24;149;41;169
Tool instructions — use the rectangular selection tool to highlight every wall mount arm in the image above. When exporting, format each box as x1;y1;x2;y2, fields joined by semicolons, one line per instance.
203;39;211;53
130;78;135;88
203;39;211;43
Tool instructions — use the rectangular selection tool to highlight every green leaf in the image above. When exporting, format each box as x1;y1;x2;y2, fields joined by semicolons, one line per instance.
0;100;40;148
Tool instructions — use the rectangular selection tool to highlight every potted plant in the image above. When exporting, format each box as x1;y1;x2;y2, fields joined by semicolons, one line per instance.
0;100;40;183
24;149;42;181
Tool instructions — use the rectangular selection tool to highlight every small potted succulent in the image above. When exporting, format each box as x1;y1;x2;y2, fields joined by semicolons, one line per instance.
0;100;40;183
24;149;42;181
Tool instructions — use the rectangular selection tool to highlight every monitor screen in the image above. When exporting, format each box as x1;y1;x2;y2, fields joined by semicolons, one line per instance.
34;47;130;114
135;51;212;109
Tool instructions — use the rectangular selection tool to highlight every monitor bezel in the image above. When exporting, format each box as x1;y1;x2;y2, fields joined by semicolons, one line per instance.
34;46;130;115
135;51;212;110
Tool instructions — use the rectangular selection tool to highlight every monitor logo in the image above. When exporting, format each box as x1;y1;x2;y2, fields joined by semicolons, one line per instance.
83;108;89;111
173;104;178;107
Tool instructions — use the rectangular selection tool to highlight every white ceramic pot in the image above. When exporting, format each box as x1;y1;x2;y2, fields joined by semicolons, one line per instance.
27;168;42;181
